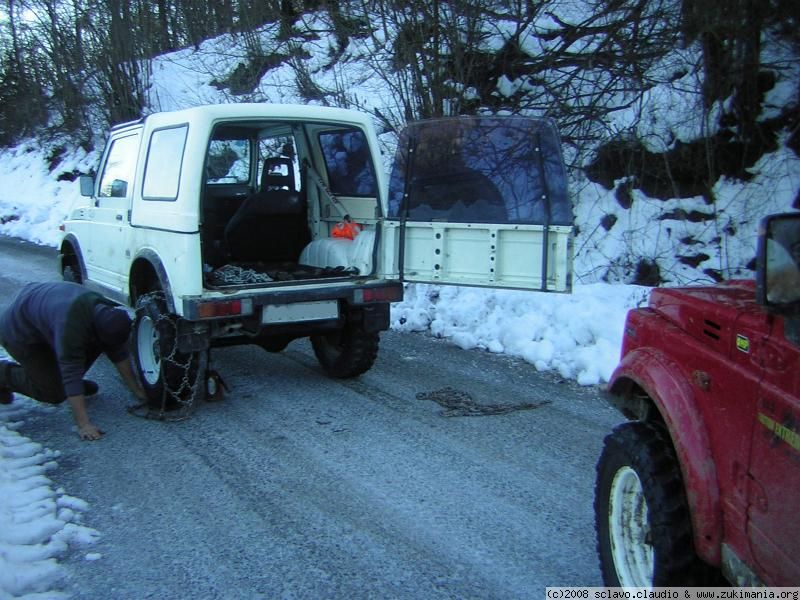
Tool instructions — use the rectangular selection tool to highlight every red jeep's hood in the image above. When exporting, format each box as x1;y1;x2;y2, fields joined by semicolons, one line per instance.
648;279;760;346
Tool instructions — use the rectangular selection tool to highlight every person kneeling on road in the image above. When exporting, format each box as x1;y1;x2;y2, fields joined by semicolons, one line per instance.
0;281;147;440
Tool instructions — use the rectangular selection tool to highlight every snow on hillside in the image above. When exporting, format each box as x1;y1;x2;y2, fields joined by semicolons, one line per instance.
0;143;97;247
151;12;799;284
573;142;799;285
0;8;797;596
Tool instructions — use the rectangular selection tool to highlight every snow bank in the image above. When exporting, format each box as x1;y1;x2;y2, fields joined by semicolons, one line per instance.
0;402;100;598
392;282;649;386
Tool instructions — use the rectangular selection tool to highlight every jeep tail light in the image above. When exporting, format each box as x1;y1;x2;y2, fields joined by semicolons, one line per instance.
353;286;403;304
197;298;253;319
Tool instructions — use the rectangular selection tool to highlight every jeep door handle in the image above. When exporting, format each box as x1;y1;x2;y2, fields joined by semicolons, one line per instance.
116;214;123;221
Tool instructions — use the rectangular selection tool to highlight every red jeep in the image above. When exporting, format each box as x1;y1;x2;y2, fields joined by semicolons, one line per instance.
595;213;800;586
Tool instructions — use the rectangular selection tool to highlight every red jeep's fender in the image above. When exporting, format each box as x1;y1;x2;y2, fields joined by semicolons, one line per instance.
609;346;722;565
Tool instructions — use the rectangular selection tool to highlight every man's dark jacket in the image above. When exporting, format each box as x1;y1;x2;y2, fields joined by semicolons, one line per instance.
0;282;129;397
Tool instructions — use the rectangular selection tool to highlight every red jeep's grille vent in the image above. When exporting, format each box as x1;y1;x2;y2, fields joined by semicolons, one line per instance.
703;319;721;341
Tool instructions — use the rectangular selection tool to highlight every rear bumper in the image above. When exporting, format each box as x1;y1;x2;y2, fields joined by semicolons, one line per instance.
176;280;403;352
181;279;403;321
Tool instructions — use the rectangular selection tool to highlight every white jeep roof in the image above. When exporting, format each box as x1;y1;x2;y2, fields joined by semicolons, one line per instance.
142;103;376;131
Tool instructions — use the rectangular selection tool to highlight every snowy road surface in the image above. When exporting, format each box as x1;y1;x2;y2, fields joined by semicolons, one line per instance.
0;237;623;598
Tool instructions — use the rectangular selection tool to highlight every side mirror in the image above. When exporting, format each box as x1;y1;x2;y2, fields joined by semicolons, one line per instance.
756;212;800;312
79;174;95;197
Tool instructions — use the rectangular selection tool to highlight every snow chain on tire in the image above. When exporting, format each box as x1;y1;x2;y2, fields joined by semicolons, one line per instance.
128;291;205;422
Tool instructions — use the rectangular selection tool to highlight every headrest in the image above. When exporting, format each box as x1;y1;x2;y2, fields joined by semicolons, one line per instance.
261;157;295;190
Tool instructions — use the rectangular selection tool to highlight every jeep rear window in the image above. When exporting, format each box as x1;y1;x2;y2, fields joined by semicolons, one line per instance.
207;139;251;184
319;129;378;197
143;125;188;200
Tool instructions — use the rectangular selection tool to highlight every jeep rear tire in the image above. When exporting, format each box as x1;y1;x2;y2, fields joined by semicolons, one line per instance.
134;292;202;408
311;322;379;378
595;421;709;586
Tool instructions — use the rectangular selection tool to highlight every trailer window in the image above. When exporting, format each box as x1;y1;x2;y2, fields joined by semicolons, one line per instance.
388;116;572;225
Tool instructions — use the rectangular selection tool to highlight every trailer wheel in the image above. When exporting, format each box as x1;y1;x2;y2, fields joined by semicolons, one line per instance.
595;421;713;586
134;291;202;408
311;322;379;378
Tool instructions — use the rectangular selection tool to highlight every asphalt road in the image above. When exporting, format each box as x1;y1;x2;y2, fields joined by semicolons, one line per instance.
0;236;623;599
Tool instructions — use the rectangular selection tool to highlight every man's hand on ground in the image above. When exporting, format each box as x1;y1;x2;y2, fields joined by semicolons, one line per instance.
68;394;104;440
77;422;105;441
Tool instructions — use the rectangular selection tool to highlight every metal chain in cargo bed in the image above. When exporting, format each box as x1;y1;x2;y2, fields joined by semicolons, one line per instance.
206;264;273;286
205;263;358;287
128;291;205;422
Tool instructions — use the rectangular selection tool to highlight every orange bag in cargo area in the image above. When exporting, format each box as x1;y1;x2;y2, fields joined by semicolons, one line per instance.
332;220;362;240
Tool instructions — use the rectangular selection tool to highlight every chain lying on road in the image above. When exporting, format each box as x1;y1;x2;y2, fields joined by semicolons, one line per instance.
416;386;551;417
128;291;205;422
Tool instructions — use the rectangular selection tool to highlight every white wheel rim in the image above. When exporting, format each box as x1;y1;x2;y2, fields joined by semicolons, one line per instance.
609;465;654;586
137;315;161;386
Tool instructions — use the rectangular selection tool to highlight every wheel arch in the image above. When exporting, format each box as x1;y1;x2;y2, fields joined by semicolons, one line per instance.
59;234;87;281
129;249;176;312
608;347;723;566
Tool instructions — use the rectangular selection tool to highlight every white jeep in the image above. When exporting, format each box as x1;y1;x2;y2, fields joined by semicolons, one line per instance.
59;104;573;407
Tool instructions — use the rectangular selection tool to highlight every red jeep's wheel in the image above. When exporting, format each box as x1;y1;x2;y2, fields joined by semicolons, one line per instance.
595;421;716;586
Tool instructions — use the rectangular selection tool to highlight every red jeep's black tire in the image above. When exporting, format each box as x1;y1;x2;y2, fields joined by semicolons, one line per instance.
595;421;719;586
310;322;379;379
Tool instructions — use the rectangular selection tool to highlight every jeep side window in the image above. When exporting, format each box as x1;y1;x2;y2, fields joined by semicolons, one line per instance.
206;139;251;184
319;129;378;197
98;133;139;198
142;125;188;200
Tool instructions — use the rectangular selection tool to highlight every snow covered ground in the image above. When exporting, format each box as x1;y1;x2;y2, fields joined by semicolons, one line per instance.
0;391;101;599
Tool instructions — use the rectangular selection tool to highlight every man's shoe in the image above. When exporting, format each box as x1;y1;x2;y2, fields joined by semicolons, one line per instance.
83;380;99;398
0;387;12;405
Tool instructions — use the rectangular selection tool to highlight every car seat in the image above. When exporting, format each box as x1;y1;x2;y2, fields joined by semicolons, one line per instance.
224;157;310;264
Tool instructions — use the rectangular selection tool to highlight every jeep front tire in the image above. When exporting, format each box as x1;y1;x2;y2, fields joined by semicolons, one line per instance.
595;421;709;586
